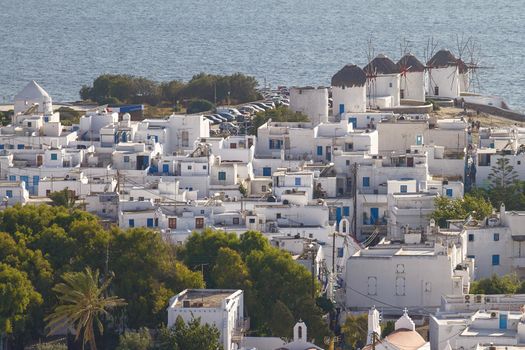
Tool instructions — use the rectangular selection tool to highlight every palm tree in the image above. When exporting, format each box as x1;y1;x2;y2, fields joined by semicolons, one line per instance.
45;267;126;350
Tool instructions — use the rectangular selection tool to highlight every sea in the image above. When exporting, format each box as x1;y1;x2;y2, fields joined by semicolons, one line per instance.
0;0;524;111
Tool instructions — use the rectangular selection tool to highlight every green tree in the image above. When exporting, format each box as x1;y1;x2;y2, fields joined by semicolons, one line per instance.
381;321;395;338
0;263;42;335
239;230;269;258
341;313;368;349
431;193;492;228
250;107;309;135
116;328;152;350
269;300;294;339
157;316;223;350
110;228;203;328
45;267;126;350
211;247;251;289
180;229;239;284
48;188;77;209
488;157;518;189
186;99;214;114
469;274;525;294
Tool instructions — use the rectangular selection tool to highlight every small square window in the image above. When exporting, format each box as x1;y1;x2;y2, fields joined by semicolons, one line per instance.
50;153;58;160
249;218;255;223
295;177;301;186
446;188;453;197
188;165;192;170
494;233;500;241
203;165;207;169
129;219;135;228
6;190;12;198
218;171;226;181
363;177;370;187
233;218;240;225
276;213;281;219
518;161;521;165
346;160;350;166
468;234;474;242
138;197;144;201
201;210;205;214
400;185;407;193
123;156;130;163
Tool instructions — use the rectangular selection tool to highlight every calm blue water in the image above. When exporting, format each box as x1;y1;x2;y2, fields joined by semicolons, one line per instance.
1;0;524;110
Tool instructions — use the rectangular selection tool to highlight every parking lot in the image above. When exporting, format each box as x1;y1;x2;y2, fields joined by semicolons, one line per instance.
206;87;289;136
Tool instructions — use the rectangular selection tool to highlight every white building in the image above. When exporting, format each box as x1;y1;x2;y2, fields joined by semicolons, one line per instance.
289;87;328;125
167;289;245;350
427;49;461;99
430;307;525;350
331;64;367;115
397;53;426;102
465;204;525;279
363;54;401;108
345;238;471;313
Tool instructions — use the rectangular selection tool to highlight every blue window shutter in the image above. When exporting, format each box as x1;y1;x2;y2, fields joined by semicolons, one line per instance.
337;248;344;257
446;188;453;197
17;144;24;150
51;153;58;160
363;177;370;187
400;185;407;193
492;254;500;266
343;206;350;216
269;140;274;149
295;177;301;186
147;218;154;227
162;164;169;173
317;146;323;155
0;145;4;149
263;167;271;176
9;175;16;181
6;190;12;198
336;207;342;224
129;219;135;228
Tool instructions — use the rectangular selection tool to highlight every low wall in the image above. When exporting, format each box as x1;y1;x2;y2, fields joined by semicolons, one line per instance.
465;102;525;122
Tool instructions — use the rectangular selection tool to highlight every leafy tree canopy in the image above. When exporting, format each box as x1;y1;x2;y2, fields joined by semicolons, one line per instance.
250;106;309;135
470;274;525;294
80;73;260;107
431;193;493;228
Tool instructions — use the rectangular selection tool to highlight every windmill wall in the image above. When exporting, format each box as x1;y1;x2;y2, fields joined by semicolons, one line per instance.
427;66;460;98
400;71;426;102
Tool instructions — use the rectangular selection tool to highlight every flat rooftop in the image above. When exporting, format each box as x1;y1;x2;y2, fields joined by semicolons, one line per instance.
173;289;238;308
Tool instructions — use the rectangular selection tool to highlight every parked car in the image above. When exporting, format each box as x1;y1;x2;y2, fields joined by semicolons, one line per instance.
213;114;227;122
204;115;220;124
220;122;239;134
253;102;272;110
217;112;235;122
239;106;256;114
247;104;264;112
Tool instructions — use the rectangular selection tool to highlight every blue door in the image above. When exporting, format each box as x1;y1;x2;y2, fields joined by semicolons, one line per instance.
348;117;357;128
336;207;342;225
263;167;272;176
370;208;379;225
500;314;508;329
162;164;170;174
339;104;345;114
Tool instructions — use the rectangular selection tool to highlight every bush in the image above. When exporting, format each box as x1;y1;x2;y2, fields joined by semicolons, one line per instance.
80;73;260;107
116;328;152;350
186;99;214;114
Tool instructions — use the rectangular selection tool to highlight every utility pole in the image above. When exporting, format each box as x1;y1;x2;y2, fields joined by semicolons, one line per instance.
311;247;315;299
352;163;358;237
